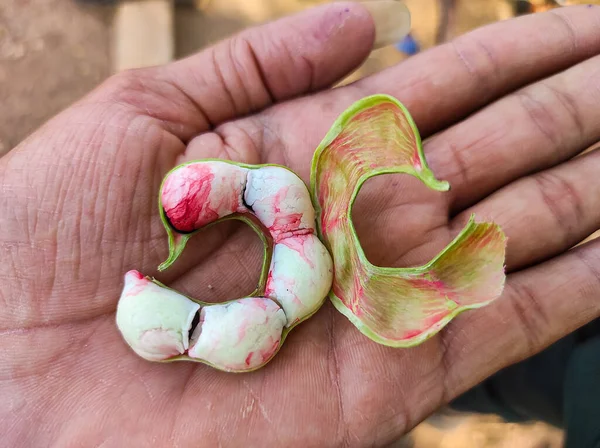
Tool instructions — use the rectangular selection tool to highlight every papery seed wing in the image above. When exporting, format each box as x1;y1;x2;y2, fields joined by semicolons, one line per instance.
310;94;507;346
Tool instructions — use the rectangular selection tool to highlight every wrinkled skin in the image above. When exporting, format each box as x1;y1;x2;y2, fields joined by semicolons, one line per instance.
2;3;600;447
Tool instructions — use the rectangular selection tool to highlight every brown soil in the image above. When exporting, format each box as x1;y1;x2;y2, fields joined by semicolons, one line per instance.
0;0;110;155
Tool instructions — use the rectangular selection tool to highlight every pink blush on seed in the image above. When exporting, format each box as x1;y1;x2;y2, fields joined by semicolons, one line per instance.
270;213;303;238
279;235;315;268
124;270;149;297
260;338;280;363
139;328;183;360
161;164;216;232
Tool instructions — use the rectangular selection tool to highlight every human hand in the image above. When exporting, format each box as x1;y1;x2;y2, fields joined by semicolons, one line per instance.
2;3;600;446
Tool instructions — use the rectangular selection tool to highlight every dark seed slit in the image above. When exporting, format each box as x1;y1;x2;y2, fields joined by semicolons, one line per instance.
189;311;200;336
241;183;253;211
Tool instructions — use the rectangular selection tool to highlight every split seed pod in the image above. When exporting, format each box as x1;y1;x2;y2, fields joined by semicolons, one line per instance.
116;161;333;372
310;94;507;346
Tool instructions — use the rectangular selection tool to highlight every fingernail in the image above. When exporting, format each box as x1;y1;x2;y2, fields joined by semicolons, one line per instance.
361;0;412;49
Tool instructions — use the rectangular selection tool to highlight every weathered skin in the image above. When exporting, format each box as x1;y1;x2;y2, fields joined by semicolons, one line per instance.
310;94;507;347
188;298;287;371
115;270;200;361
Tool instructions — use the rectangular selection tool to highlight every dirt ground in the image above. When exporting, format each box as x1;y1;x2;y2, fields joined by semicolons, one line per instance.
0;0;110;154
0;0;568;446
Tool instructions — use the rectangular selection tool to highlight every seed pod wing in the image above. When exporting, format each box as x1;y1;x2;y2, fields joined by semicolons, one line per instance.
310;95;507;346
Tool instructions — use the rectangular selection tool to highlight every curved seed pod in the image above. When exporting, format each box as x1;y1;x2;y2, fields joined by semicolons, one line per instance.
115;160;333;371
157;159;333;330
310;94;507;347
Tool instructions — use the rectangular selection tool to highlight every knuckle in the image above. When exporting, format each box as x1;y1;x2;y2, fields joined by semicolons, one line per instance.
572;249;600;301
449;34;498;94
549;9;578;53
215;37;244;110
516;88;562;146
531;171;584;241
212;34;274;115
506;281;549;355
243;29;313;96
445;141;470;186
517;81;585;149
541;82;585;141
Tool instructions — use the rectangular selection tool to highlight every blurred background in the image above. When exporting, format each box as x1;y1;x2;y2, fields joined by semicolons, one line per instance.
0;0;593;446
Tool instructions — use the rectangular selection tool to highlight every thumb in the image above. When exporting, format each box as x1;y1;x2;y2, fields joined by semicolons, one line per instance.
162;1;409;131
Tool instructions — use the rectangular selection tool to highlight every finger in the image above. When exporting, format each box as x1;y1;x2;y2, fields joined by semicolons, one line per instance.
440;236;600;410
162;2;376;137
210;5;600;177
358;5;600;136
452;147;600;272
426;52;600;213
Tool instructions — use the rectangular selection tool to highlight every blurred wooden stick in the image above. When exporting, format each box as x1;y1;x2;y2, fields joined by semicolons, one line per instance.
113;0;174;72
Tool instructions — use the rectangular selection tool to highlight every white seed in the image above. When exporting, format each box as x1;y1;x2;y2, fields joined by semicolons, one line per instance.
116;271;200;361
244;166;315;239
188;297;286;371
266;234;333;326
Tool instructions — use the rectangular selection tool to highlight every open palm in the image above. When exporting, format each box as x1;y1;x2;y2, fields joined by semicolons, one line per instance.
2;4;600;446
